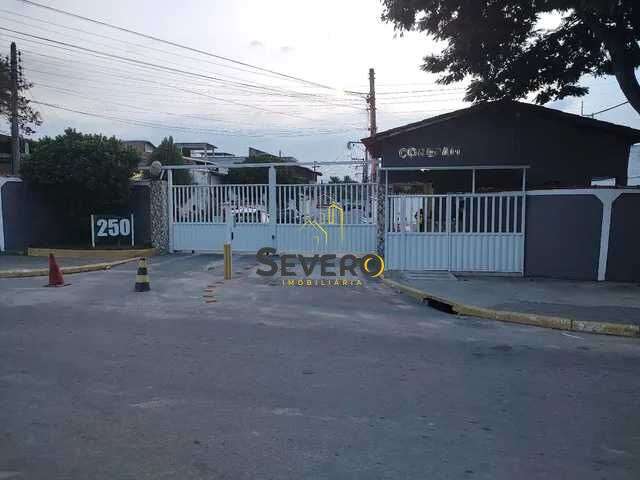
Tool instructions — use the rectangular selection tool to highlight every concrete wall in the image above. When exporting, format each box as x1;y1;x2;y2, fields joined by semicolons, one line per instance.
524;194;602;280
1;179;68;252
524;189;640;282
0;178;152;253
114;183;151;248
606;193;640;282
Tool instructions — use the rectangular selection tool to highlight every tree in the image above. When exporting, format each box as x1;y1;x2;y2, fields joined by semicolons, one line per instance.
0;47;41;134
328;175;356;183
381;0;640;114
21;128;140;242
224;154;311;184
150;136;191;185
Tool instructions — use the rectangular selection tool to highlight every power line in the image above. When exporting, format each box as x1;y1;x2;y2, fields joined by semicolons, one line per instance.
587;101;630;117
376;87;466;95
3;34;365;109
23;62;364;112
30;100;363;137
0;27;319;98
1;27;343;121
30;81;365;132
18;0;342;92
0;8;328;85
0;31;364;111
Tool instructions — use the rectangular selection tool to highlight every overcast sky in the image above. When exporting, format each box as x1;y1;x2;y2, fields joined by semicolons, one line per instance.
2;0;639;179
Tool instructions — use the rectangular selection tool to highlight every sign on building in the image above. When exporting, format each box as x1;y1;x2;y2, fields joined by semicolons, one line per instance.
91;214;134;247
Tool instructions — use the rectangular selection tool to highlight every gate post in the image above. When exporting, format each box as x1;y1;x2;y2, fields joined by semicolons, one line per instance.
268;166;277;247
446;195;452;271
376;170;387;256
167;169;174;253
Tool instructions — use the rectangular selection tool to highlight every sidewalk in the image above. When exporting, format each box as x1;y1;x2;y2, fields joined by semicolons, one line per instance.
384;271;640;332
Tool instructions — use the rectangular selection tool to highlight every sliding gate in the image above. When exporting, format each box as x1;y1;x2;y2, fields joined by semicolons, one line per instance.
385;193;525;272
170;182;377;254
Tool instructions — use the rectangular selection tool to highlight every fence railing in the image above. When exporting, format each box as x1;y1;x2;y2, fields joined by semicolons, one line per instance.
388;193;524;234
276;183;376;225
172;184;269;224
171;183;377;226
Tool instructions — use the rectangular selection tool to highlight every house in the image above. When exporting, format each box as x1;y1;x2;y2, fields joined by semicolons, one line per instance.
175;142;216;159
363;100;640;193
246;147;321;183
181;156;227;185
123;140;155;165
362;100;640;281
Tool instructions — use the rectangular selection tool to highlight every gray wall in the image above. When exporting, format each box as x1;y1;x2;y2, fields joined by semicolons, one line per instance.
1;180;151;253
606;193;640;282
524;195;603;280
113;183;151;248
1;181;67;251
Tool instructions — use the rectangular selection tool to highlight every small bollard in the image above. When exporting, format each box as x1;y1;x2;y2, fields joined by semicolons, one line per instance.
134;257;150;292
223;243;232;280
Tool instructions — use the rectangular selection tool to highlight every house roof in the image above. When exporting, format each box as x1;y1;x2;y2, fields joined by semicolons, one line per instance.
123;140;156;148
246;147;321;177
362;100;640;149
175;142;217;150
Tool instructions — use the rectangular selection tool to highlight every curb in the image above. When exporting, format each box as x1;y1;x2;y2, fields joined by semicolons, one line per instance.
27;247;157;260
381;277;640;338
0;257;141;279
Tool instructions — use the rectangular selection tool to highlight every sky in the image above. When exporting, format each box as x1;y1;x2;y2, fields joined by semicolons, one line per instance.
1;0;639;181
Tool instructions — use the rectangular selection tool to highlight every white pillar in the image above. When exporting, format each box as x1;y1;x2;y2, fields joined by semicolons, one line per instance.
268;166;277;248
268;166;277;223
167;169;174;252
594;190;623;281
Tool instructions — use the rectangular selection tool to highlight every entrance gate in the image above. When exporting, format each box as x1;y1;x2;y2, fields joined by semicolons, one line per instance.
385;193;525;273
169;182;377;255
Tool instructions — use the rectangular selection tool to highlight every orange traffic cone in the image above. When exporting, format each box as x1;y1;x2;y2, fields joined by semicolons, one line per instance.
47;253;68;287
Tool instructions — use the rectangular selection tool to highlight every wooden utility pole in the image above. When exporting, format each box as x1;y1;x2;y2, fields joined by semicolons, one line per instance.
367;68;377;182
10;42;20;175
362;152;369;183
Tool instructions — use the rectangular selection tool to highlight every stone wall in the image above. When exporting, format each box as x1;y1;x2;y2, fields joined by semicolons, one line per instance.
150;179;169;253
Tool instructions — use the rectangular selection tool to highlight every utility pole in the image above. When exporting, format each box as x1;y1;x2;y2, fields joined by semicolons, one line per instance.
367;68;377;182
361;153;369;183
10;42;21;175
347;141;367;183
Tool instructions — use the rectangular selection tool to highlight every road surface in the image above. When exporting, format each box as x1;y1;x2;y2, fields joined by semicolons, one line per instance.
1;254;639;479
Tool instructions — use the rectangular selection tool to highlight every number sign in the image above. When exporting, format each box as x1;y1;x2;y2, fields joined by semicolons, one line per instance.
91;214;135;247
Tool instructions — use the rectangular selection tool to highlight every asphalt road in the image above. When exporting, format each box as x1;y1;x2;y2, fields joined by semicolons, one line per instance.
1;254;639;479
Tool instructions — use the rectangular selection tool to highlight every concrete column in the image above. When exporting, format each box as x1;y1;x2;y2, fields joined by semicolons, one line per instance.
594;190;623;281
268;166;277;247
166;169;174;252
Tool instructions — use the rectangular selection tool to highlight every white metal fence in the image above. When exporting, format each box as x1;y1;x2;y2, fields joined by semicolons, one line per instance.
386;193;525;272
170;182;377;253
276;183;376;225
172;184;269;225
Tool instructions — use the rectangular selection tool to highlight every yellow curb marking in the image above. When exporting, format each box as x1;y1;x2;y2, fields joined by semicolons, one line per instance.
381;277;640;339
0;257;141;279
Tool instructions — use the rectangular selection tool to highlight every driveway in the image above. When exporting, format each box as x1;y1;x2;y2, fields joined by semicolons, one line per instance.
1;254;639;479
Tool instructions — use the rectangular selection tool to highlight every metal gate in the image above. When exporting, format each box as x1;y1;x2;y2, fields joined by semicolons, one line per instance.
170;182;377;254
385;193;525;272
